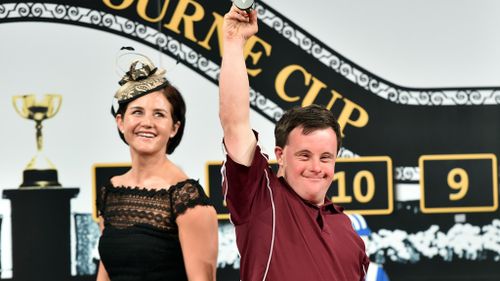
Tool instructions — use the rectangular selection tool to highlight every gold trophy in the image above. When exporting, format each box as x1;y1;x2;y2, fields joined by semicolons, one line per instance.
13;94;62;188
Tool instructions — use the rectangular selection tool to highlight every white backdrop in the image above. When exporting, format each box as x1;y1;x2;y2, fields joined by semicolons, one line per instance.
1;0;499;277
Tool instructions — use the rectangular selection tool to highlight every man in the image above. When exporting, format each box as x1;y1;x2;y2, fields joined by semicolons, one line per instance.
219;5;369;281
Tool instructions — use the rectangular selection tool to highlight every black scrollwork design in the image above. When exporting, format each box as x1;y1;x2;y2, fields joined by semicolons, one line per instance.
53;4;66;19
430;92;445;105
417;92;430;105
311;43;323;58
339;62;352;77
68;6;81;21
255;4;265;18
299;34;312;52
395;167;419;181
494;91;500;103
454;90;468;105
102;13;115;28
167;40;180;55
135;23;148;39
399;91;411;104
387;88;399;103
16;3;30;17
357;73;370;89
88;10;102;25
156;33;168;48
122;19;135;34
273;109;283;121
469;90;484;105
368;79;382;93
185;49;198;65
198;57;209;69
249;89;285;122
31;3;44;17
328;55;340;71
282;24;294;40
0;4;6;17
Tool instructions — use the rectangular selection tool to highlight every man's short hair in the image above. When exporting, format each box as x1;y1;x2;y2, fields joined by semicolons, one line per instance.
274;104;342;152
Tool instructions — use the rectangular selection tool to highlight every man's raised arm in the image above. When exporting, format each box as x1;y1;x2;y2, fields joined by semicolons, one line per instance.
219;5;258;166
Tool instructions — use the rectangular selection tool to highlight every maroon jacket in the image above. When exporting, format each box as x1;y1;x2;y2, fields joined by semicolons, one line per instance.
222;142;369;281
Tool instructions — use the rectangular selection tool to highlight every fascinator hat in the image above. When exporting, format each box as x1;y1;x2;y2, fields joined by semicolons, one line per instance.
111;49;170;116
112;48;186;155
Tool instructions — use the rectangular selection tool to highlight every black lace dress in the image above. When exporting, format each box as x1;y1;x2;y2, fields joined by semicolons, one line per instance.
97;179;213;281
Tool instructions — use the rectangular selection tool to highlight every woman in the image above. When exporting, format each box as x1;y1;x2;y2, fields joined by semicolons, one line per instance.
96;53;218;281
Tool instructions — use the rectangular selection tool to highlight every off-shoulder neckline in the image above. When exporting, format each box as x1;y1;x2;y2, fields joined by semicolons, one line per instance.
105;178;198;194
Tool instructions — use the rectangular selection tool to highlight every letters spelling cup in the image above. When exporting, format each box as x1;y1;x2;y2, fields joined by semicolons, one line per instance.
12;94;62;188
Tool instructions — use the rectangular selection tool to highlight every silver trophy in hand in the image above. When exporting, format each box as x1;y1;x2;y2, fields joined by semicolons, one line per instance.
233;0;255;12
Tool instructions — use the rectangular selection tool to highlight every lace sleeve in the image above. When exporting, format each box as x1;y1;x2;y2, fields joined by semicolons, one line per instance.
96;185;108;217
171;179;213;218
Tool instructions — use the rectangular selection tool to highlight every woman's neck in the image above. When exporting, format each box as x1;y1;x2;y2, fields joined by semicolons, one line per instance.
124;150;175;187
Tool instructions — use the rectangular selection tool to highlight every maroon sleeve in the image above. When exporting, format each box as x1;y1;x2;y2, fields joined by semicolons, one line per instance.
361;251;370;281
222;139;272;225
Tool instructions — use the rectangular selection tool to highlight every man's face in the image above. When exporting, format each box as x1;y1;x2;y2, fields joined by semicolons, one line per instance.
275;126;338;206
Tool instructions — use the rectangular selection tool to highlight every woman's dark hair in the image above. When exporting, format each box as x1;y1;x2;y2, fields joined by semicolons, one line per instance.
274;104;342;153
116;84;186;154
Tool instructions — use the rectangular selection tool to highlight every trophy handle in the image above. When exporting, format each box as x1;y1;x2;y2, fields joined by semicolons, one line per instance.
12;95;30;118
46;94;63;118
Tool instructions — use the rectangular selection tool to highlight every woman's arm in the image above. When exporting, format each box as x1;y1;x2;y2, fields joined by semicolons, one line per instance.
177;206;218;281
96;217;110;281
96;261;110;281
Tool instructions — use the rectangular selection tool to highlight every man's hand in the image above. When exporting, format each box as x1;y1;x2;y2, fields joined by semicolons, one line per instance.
223;5;258;44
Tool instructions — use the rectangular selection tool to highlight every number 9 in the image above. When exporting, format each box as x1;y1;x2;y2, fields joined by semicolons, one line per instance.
447;168;469;201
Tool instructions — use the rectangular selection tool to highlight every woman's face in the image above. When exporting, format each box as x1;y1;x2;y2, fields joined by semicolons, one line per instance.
116;90;180;156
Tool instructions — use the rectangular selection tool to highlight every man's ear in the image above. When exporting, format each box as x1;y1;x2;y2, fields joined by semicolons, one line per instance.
274;146;284;166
